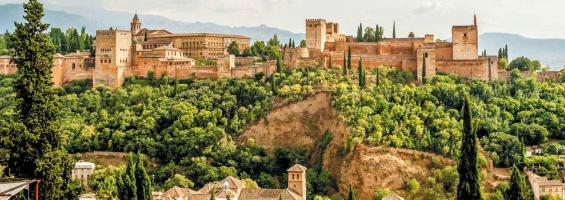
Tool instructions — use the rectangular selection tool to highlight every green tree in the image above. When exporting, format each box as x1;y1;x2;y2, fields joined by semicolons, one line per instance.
392;21;396;39
7;0;81;198
347;184;356;200
164;174;194;190
118;153;138;200
343;52;347;76
276;57;283;73
347;46;352;72
356;23;363;42
358;58;365;88
241;47;253;57
227;41;240;56
506;164;532;200
508;56;542;71
268;34;280;47
135;153;153;200
406;178;420;193
456;94;482;200
299;40;306;48
408;32;415;38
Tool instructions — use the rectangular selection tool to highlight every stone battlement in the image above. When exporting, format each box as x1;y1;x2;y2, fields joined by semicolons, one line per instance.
305;19;326;23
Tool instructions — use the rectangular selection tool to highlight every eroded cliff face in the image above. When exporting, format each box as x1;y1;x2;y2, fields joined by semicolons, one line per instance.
239;92;349;155
239;92;455;199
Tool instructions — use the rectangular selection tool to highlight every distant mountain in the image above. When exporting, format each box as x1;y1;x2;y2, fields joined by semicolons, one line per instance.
0;3;304;43
479;33;565;71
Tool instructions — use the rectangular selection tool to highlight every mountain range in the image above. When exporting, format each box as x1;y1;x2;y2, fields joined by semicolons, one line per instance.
1;3;563;71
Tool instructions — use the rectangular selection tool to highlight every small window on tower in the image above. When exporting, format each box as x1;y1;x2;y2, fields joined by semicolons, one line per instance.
464;33;467;37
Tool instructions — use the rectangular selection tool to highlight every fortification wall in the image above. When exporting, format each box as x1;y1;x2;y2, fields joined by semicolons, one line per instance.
498;70;561;82
436;58;497;81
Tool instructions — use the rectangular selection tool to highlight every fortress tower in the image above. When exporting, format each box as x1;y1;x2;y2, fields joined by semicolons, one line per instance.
131;13;141;35
93;28;132;88
287;164;307;200
452;15;478;60
305;19;327;53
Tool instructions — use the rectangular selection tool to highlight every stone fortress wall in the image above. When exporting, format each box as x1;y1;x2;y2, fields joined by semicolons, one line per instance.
285;15;522;82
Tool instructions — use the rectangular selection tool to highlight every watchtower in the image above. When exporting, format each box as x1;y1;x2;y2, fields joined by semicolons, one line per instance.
305;19;327;52
452;15;478;60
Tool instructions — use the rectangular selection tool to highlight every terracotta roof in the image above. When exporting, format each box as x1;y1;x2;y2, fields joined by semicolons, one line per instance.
287;164;307;172
162;186;190;200
239;188;301;200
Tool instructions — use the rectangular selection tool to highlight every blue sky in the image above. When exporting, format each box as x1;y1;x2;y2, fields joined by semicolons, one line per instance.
1;0;564;39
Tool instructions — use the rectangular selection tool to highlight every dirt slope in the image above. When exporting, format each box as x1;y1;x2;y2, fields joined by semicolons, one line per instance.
239;92;455;199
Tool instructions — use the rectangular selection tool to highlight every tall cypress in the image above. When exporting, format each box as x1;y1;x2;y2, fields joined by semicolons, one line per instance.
357;23;363;42
358;58;365;88
276;57;283;73
343;52;347;76
376;67;380;86
456;94;482;200
8;0;81;199
135;153;153;200
347;46;352;72
392;21;396;39
347;184;356;200
119;153;138;200
506;165;532;200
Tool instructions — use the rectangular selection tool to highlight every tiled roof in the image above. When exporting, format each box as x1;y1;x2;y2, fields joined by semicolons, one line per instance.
287;164;307;172
239;188;301;200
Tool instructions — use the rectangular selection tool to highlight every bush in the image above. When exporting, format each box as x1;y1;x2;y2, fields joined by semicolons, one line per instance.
406;178;420;193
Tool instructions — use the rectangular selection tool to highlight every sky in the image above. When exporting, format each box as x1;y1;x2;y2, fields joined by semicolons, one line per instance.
1;0;564;40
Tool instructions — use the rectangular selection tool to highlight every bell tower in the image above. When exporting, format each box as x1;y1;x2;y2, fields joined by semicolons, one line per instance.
131;13;141;35
287;164;307;200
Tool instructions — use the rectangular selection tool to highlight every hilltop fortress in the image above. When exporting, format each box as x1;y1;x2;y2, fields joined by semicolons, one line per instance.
1;14;274;88
1;14;508;88
285;15;499;82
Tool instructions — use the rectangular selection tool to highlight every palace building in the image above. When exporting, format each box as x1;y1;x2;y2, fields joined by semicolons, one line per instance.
285;15;499;82
0;14;273;89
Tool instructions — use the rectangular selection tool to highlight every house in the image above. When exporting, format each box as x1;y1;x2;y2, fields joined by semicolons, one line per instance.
527;171;565;200
159;164;307;200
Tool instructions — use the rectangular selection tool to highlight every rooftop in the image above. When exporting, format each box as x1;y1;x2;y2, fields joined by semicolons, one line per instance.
151;33;250;39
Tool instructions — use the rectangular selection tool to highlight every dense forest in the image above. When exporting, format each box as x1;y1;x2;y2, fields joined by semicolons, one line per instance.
2;65;564;199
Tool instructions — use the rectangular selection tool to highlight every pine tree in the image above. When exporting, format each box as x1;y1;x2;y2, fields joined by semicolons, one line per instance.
135;153;153;200
357;23;363;42
456;94;482;200
392;21;396;39
506;165;532;200
342;52;347;76
347;184;356;200
347;46;352;72
8;0;82;198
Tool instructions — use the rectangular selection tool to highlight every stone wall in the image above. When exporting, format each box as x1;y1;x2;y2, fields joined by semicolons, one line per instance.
498;70;562;82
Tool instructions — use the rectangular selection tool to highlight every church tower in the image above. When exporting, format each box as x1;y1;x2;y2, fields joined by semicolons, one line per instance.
131;13;141;35
287;164;307;200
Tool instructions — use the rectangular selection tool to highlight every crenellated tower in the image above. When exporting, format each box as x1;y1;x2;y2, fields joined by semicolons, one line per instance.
305;19;327;53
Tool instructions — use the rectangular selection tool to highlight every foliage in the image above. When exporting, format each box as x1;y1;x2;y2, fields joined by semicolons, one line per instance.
508;56;542;71
456;94;482;200
2;1;81;199
373;189;393;200
227;41;240;56
347;184;356;200
406;178;420;193
505;165;532;200
480;132;523;167
164;174;194;190
195;59;217;66
525;155;565;180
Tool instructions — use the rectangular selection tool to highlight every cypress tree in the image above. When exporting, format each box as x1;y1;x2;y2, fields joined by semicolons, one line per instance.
422;53;427;83
8;0;81;199
392;21;396;39
343;52;347;76
347;184;356;200
504;44;508;59
119;152;138;200
506;164;532;200
358;58;365;88
347;46;352;72
456;94;482;200
328;56;332;68
376;67;380;86
375;25;380;42
135;153;153;200
357;23;363;42
276;57;283;73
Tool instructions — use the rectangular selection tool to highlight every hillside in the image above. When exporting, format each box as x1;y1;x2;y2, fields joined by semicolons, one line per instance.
479;32;565;70
0;3;305;42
